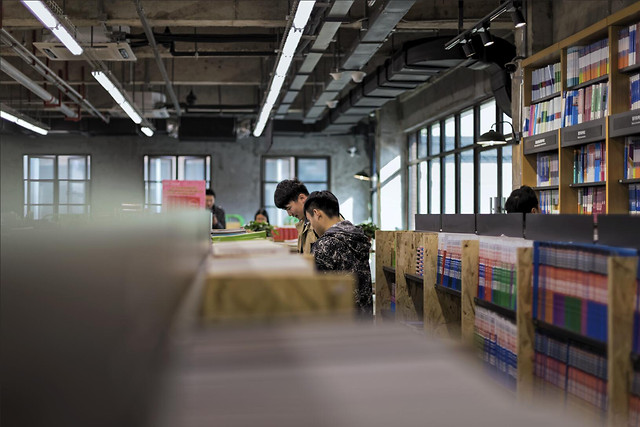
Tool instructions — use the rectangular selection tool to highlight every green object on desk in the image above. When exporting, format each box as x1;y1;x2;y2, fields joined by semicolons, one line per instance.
211;230;267;242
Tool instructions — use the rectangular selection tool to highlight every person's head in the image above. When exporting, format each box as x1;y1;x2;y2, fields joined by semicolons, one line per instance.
205;189;216;210
303;191;340;236
254;208;270;224
505;185;540;214
274;178;309;221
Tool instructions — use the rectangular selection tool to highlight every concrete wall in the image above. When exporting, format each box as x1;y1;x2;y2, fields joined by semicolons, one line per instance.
0;131;372;225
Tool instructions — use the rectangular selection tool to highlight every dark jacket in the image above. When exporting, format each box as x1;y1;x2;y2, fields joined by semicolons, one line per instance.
311;220;373;317
211;205;226;229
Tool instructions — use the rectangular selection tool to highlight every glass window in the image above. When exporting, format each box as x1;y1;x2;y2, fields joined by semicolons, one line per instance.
480;150;498;213
408;132;417;161
418;161;428;214
264;158;293;182
502;145;513;200
418;128;428;159
430;123;440;156
460;150;474;213
480;99;497;137
444;116;455;152
24;155;91;220
460;108;474;147
408;164;418;229
444;155;455;213
429;158;440;214
297;158;328;183
381;174;403;230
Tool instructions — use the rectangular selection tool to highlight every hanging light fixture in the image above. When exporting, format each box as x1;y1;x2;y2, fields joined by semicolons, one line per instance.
0;103;49;135
20;0;83;55
479;24;494;47
354;170;371;181
478;121;519;147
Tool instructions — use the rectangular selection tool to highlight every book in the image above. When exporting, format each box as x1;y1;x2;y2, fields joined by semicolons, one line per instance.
537;152;559;186
618;21;640;69
538;189;559;214
573;142;606;184
437;233;478;291
562;82;609;127
531;62;561;102
568;38;609;86
625;136;640;179
475;306;518;390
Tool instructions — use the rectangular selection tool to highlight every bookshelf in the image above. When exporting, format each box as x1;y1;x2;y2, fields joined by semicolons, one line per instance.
520;2;640;215
375;230;397;321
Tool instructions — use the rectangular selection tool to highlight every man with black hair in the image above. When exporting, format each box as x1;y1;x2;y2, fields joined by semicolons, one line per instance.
205;189;226;229
274;178;317;254
504;185;540;214
304;191;373;317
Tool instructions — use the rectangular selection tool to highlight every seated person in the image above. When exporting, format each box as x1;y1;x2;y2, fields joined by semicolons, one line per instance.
254;208;270;224
274;178;316;254
303;191;373;318
205;189;226;229
505;185;540;214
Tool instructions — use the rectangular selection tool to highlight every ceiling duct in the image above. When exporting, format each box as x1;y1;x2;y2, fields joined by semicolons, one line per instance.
34;26;136;61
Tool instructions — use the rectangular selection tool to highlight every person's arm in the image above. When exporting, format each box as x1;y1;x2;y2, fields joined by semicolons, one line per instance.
313;238;350;271
211;207;225;229
218;207;226;229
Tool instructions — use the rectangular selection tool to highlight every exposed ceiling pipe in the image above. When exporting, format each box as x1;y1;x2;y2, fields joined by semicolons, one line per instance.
0;29;107;122
0;60;78;119
133;0;182;116
128;32;280;44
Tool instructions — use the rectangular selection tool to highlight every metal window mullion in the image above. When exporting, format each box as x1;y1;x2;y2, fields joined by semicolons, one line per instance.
439;120;444;214
474;104;480;214
455;114;461;213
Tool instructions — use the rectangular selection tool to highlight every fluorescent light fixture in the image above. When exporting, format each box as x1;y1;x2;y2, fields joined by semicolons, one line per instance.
21;1;83;55
0;103;49;135
92;70;143;124
140;126;154;137
120;101;142;124
253;0;316;137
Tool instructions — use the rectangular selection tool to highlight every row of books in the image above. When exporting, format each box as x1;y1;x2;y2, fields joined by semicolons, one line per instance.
523;97;562;136
626;136;640;179
539;189;559;214
567;40;609;88
474;306;517;390
635;263;640;354
631;74;640;110
537;152;559;186
577;187;606;215
436;233;477;291
573;142;606;184
533;242;637;342
618;23;640;69
562;82;609;127
630;184;640;215
531;62;561;102
535;332;608;410
477;237;532;310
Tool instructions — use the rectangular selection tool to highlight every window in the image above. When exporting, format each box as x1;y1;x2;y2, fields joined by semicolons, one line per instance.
418;128;428;159
418;161;428;214
143;155;211;212
429;158;441;214
23;155;91;220
501;113;513;198
262;156;329;226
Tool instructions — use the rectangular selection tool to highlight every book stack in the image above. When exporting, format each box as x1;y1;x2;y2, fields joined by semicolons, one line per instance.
631;369;640;426
477;236;533;310
618;23;640;69
567;39;609;87
533;242;637;342
534;332;608;410
531;62;561;101
577;187;606;215
523;97;563;136
625;137;640;179
634;262;640;354
630;185;640;215
562;82;609;126
415;246;424;277
630;73;640;109
573;142;606;184
437;233;477;291
539;190;560;214
537;152;559;186
474;306;518;390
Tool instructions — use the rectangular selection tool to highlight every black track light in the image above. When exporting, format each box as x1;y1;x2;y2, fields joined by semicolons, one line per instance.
480;26;494;47
511;8;526;28
462;39;475;58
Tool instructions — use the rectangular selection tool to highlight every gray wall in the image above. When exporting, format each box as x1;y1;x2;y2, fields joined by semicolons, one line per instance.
0;131;372;224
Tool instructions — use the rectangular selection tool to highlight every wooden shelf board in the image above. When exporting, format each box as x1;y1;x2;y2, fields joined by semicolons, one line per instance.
569;181;606;188
619;178;640;184
434;283;461;298
619;63;640;74
474;297;516;321
382;266;396;275
404;272;424;287
530;91;562;105
533;319;607;354
532;185;559;191
566;75;608;91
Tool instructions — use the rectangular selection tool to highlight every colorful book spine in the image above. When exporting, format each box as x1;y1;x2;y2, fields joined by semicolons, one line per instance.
618;22;640;69
631;73;640;110
631;184;640;215
538;189;560;214
568;38;609;87
625;137;640;180
475;306;518;390
562;82;609;127
577;187;606;215
573;142;607;184
437;233;477;291
537;152;559;186
524;96;563;136
531;62;562;102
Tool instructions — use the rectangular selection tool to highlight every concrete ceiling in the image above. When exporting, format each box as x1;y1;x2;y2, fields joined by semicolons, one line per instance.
0;0;515;129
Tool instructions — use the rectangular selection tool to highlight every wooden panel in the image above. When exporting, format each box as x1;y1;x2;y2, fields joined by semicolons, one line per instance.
609;26;629;116
607;2;640;26
559;143;578;213
395;231;421;322
460;240;479;346
558;19;608;49
201;273;355;321
516;247;534;403
607;133;629;214
421;233;438;333
522;43;560;68
375;231;396;321
607;256;638;427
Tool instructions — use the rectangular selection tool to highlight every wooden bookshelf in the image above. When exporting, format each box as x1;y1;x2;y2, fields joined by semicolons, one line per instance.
520;2;640;215
395;231;422;323
375;231;396;322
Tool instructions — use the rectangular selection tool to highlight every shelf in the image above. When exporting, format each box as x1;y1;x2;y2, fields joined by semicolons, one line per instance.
610;109;640;137
560;118;606;147
404;272;424;287
533;319;606;354
474;297;516;321
522;129;559;155
566;75;608;91
382;266;396;276
532;185;559;191
434;284;461;298
530;91;561;105
569;181;606;188
619;63;640;74
619;178;640;185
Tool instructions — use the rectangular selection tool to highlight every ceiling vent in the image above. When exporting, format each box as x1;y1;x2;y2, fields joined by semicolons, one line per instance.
33;42;136;61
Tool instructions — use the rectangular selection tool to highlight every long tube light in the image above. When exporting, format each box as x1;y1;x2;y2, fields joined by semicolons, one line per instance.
140;126;154;137
91;71;142;124
0;103;49;135
21;1;83;55
253;0;315;137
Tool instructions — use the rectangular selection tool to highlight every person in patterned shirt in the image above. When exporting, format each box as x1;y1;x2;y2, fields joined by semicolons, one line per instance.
303;191;373;318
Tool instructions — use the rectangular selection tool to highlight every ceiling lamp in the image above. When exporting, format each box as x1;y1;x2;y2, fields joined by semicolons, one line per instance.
478;121;519;147
511;8;526;28
0;103;49;135
354;170;371;181
91;70;143;125
253;0;316;137
461;38;475;58
140;126;154;137
480;25;494;47
20;0;83;55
